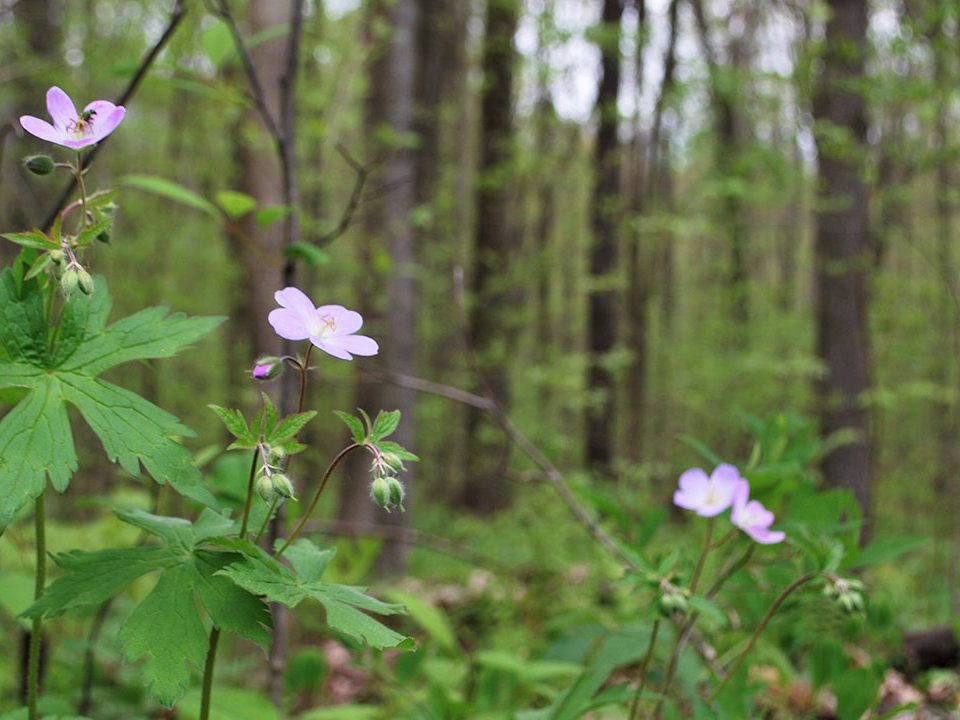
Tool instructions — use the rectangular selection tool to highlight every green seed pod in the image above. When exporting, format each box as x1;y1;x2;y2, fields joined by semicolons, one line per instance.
77;269;95;296
24;154;55;176
49;249;65;265
61;269;80;295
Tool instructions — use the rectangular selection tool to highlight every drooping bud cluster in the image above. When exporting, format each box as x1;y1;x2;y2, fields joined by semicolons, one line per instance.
255;443;296;503
369;449;405;512
823;576;866;614
655;578;691;618
51;243;94;297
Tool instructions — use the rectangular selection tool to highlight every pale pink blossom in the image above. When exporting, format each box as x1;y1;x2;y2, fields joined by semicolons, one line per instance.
673;464;741;517
20;86;125;149
268;287;378;361
731;480;785;544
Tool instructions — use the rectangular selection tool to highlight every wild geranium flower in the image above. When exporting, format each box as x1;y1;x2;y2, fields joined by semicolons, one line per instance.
268;287;378;361
19;86;126;149
673;463;741;517
731;479;785;544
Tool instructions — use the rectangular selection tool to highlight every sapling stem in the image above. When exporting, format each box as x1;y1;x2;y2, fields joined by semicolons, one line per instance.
27;493;46;720
653;518;714;719
199;627;221;720
239;446;262;539
628;618;661;720
708;571;820;702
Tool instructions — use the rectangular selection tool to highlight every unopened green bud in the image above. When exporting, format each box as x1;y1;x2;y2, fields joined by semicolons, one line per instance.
49;249;64;265
256;472;274;502
61;269;80;295
24;154;55;176
270;446;287;462
77;269;94;296
370;475;391;511
381;452;404;473
271;473;296;499
386;476;405;511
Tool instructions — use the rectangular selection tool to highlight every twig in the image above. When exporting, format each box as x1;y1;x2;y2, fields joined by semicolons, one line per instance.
299;518;516;574
42;0;187;230
210;0;283;141
315;144;374;246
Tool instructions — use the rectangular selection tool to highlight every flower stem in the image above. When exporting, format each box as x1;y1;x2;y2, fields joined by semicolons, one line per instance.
239;446;262;539
628;618;660;720
255;497;279;544
653;518;714;719
75;152;88;232
275;443;363;557
297;345;313;415
708;572;820;703
27;492;46;720
198;627;221;720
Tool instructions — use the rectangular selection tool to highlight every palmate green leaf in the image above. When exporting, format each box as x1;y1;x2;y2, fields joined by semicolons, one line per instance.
119;565;210;707
209;404;256;447
220;539;411;650
370;410;401;441
0;269;223;532
24;510;271;707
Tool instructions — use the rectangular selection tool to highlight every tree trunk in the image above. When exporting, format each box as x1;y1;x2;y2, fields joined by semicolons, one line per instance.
460;0;520;513
812;0;872;538
586;0;625;474
339;0;420;575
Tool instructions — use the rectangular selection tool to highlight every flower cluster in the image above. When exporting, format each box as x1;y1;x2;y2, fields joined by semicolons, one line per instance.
255;443;296;503
673;463;785;544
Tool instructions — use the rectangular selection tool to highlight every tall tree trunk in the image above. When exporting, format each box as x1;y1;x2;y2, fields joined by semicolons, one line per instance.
623;0;650;463
812;0;872;538
690;0;751;335
340;0;420;575
460;0;519;513
586;0;625;474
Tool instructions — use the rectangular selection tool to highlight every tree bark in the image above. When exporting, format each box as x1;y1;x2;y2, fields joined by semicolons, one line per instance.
460;0;520;513
586;0;625;474
812;0;872;538
339;0;420;575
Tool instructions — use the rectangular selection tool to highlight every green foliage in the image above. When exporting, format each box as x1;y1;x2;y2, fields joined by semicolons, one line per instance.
220;538;412;650
210;393;316;455
24;509;271;707
0;268;222;532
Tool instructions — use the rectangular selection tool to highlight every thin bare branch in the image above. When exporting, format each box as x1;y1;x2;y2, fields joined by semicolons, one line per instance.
315;143;375;247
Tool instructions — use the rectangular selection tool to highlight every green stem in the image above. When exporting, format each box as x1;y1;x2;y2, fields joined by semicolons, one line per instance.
708;572;820;703
27;493;46;720
255;497;279;544
239;446;261;539
297;344;313;414
75;152;88;232
653;518;714;719
628;618;660;720
275;443;363;557
199;627;221;720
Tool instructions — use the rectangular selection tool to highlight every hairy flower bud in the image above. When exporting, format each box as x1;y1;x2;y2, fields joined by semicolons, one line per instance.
77;268;94;296
49;249;65;266
386;477;405;511
270;473;296;499
252;356;283;381
256;472;274;502
370;475;391;511
60;268;79;295
23;154;55;176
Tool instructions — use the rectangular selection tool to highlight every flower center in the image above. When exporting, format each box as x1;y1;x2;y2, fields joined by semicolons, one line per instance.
310;313;337;338
66;112;96;138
